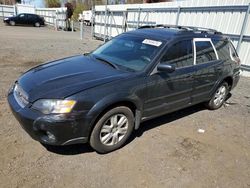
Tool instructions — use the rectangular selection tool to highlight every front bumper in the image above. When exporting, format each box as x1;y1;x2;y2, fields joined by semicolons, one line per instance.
8;93;91;145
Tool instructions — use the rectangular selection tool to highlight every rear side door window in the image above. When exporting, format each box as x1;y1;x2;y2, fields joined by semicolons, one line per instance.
161;40;193;68
193;38;218;65
28;15;34;20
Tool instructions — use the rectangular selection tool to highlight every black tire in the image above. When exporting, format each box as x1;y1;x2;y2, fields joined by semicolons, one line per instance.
34;22;40;27
205;82;229;110
90;106;134;153
9;21;15;26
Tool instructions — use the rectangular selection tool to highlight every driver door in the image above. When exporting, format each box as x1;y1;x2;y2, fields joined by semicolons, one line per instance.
17;14;27;25
143;39;196;119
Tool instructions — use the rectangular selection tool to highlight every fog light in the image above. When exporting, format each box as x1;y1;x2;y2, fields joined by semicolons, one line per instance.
46;131;56;142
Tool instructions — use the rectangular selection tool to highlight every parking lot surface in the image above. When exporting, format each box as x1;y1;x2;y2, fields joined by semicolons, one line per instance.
0;22;250;188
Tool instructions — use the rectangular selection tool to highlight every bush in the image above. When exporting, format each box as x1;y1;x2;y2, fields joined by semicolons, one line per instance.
72;3;86;21
45;0;61;8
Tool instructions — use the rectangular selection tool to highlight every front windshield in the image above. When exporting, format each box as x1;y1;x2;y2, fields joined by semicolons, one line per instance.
91;34;164;72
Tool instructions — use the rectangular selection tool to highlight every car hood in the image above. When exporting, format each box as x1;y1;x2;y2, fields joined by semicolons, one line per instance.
18;55;131;102
4;16;13;20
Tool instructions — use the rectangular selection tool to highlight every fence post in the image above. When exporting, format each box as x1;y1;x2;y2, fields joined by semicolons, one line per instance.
55;18;58;31
122;10;128;33
91;7;95;39
14;5;17;16
175;6;181;26
137;8;141;28
71;20;74;32
109;12;112;40
104;7;108;42
236;3;250;53
2;6;4;19
80;21;83;40
54;11;57;30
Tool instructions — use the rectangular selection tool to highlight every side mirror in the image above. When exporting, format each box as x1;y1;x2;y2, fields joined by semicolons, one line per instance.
157;64;175;73
83;52;90;56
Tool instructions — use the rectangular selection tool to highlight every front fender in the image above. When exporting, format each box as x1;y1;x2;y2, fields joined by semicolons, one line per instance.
86;92;143;133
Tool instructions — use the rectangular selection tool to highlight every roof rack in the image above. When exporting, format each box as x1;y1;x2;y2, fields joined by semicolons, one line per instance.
138;24;222;35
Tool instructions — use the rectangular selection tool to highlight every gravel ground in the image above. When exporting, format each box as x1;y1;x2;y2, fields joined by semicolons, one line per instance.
0;22;250;188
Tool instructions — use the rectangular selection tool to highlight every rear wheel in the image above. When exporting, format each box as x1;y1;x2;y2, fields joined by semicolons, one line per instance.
205;82;229;110
90;106;134;153
9;21;15;26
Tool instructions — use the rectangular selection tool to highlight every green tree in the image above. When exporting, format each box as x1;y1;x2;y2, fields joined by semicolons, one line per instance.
72;3;87;21
45;0;61;8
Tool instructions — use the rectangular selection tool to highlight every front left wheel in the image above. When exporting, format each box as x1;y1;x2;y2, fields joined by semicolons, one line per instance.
90;106;134;153
9;21;15;26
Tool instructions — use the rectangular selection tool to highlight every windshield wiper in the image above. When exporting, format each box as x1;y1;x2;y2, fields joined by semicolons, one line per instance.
94;56;118;69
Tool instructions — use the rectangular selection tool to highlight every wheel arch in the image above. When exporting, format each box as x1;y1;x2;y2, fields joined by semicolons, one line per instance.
223;76;233;90
87;96;143;139
209;75;233;100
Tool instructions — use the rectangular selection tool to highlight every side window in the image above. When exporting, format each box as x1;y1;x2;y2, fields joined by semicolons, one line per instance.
213;40;230;61
161;40;193;68
195;40;217;64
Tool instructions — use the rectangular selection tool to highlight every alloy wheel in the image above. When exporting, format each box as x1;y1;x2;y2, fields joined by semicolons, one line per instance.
213;85;227;106
99;114;128;146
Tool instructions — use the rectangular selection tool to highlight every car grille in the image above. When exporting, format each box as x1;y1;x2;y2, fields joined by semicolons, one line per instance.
13;84;29;108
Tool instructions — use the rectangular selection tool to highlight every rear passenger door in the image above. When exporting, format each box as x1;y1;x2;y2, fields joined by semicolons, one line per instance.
27;14;35;25
192;38;222;103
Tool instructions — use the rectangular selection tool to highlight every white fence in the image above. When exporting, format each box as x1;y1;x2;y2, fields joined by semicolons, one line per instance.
35;8;67;28
16;4;35;14
94;0;250;76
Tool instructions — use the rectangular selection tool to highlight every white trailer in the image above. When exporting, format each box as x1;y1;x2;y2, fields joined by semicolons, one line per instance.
80;10;92;26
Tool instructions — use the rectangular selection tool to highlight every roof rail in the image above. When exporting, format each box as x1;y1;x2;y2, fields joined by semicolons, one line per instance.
138;24;222;34
138;24;188;30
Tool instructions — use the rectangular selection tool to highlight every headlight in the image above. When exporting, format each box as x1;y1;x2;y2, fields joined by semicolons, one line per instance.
4;18;9;21
32;99;76;114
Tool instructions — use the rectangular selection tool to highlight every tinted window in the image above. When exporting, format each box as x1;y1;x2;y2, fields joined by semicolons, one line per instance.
213;40;230;60
28;15;34;19
195;41;217;64
19;14;25;18
161;40;193;68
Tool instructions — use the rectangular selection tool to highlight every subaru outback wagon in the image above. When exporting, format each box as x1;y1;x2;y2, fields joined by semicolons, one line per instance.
8;25;240;153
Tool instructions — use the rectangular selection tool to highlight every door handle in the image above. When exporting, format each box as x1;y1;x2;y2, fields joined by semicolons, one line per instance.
186;74;193;79
216;66;223;71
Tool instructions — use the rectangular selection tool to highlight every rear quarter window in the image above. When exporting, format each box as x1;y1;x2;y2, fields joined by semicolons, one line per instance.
229;42;239;61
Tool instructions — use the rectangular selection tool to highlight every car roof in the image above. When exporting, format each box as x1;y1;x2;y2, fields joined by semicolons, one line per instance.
19;13;38;16
126;25;227;42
